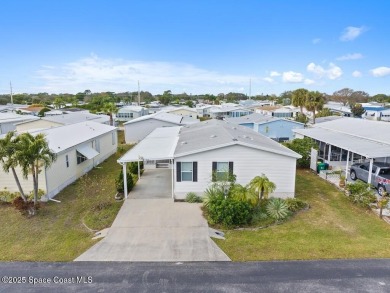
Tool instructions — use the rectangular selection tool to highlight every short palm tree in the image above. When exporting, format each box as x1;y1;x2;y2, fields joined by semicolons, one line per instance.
0;131;28;202
247;174;276;203
16;133;56;206
292;88;308;114
102;102;118;126
230;183;257;205
305;91;325;124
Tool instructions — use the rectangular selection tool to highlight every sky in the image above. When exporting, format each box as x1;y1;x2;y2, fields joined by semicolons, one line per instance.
0;0;390;96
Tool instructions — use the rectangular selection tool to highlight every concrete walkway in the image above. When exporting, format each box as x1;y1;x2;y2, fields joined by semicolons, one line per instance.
75;170;230;262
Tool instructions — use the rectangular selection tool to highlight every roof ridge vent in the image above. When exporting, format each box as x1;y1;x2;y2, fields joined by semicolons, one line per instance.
181;141;187;145
210;134;217;138
232;138;238;141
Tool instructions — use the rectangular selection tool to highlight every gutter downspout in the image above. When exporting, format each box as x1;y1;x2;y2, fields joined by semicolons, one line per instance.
122;163;128;199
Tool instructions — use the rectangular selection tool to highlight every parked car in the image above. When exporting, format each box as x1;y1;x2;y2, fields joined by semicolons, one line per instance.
350;162;390;196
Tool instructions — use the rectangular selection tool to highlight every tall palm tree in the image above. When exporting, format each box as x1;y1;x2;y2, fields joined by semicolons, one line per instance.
305;91;325;124
247;174;276;203
102;102;118;126
292;88;308;114
0;131;28;202
16;133;56;206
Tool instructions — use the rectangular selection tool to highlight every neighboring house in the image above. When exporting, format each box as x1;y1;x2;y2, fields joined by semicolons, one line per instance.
0;104;30;113
15;112;110;132
124;112;199;143
315;116;344;124
256;105;300;118
293;118;390;182
164;107;198;118
118;120;301;199
19;106;46;116
0;121;117;199
324;102;352;117
0;113;39;134
209;104;253;119
116;106;149;122
196;104;213;117
44;110;63;116
226;113;304;142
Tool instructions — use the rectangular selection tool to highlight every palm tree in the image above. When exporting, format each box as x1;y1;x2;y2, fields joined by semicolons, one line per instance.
247;174;276;203
102;102;118;126
292;88;308;114
53;97;65;109
0;131;28;202
16;133;56;206
305;91;325;124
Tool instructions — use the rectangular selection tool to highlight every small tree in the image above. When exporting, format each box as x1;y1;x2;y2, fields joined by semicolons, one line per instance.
305;91;325;124
350;103;366;118
101;102;118;126
247;174;276;204
16;133;56;208
115;169;134;194
283;137;317;168
292;88;308;113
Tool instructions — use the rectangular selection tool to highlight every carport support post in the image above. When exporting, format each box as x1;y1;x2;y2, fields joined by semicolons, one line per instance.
327;145;332;162
368;158;374;186
345;151;350;181
123;163;128;199
171;159;174;199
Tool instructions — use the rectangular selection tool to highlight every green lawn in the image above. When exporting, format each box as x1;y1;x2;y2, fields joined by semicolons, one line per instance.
215;169;390;261
0;131;131;261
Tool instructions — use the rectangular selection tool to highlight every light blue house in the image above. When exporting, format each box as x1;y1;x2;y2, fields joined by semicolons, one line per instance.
226;113;305;142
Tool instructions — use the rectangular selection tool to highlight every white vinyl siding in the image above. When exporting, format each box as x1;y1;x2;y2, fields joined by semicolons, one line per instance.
174;144;297;200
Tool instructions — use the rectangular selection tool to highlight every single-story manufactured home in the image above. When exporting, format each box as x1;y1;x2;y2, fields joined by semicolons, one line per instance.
293;118;390;182
0;113;39;134
124;111;199;144
0;121;117;199
226;113;304;142
118;120;301;199
15;112;110;132
116;105;149;122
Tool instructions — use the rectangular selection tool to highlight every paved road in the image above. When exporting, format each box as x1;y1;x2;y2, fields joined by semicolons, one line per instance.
75;169;229;261
1;259;390;292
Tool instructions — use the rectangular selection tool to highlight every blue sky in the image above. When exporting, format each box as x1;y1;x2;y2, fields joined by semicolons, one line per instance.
1;0;389;96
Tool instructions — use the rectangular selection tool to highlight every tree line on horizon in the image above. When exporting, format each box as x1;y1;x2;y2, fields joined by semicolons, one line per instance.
1;88;389;109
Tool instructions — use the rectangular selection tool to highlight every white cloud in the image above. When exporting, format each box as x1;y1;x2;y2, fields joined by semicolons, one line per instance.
340;26;367;41
304;79;315;85
270;71;281;77
263;77;274;83
336;53;363;61
306;62;342;80
35;54;255;94
352;70;362;78
312;38;321;44
282;71;304;83
370;67;390;77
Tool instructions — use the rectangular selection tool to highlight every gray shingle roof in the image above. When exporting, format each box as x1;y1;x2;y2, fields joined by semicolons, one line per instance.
174;120;300;158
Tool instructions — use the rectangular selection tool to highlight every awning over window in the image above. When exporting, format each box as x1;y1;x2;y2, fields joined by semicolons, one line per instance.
76;145;99;159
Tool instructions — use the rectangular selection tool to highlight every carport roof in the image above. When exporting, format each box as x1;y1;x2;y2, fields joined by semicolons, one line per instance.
118;127;181;163
294;127;390;159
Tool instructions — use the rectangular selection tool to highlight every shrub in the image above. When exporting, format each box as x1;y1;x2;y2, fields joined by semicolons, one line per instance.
206;197;253;227
203;184;225;208
115;169;134;193
185;192;203;203
266;198;291;221
284;198;308;212
128;161;144;175
283;137;317;168
346;181;377;208
0;190;19;203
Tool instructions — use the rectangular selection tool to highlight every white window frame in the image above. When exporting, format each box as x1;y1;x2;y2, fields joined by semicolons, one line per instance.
181;162;193;182
216;162;229;181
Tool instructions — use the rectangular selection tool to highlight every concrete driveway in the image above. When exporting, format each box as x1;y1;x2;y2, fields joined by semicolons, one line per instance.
75;170;230;262
131;168;172;199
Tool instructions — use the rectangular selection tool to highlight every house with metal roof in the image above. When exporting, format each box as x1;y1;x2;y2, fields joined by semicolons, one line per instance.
0;113;39;134
123;111;199;144
15;112;110;132
293;118;390;183
226;113;304;142
118;120;301;199
0;121;117;199
116;105;149;122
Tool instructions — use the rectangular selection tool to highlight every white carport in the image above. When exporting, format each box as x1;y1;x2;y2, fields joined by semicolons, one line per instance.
294;127;390;183
117;127;181;198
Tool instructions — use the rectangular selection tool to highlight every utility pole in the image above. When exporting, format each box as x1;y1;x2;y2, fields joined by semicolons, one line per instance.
137;80;141;106
10;81;14;112
249;78;251;100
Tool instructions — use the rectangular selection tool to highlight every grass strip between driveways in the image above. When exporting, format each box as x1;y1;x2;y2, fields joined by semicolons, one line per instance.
214;169;390;261
0;131;131;261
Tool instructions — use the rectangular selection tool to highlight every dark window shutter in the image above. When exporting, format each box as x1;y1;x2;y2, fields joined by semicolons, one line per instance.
176;162;181;182
193;162;198;182
229;162;234;173
212;162;217;182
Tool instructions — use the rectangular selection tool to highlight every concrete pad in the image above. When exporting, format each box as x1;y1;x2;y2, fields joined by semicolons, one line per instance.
75;198;230;262
130;169;172;199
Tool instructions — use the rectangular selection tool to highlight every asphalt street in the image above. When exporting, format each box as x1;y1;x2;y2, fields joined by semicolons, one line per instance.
0;259;390;292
